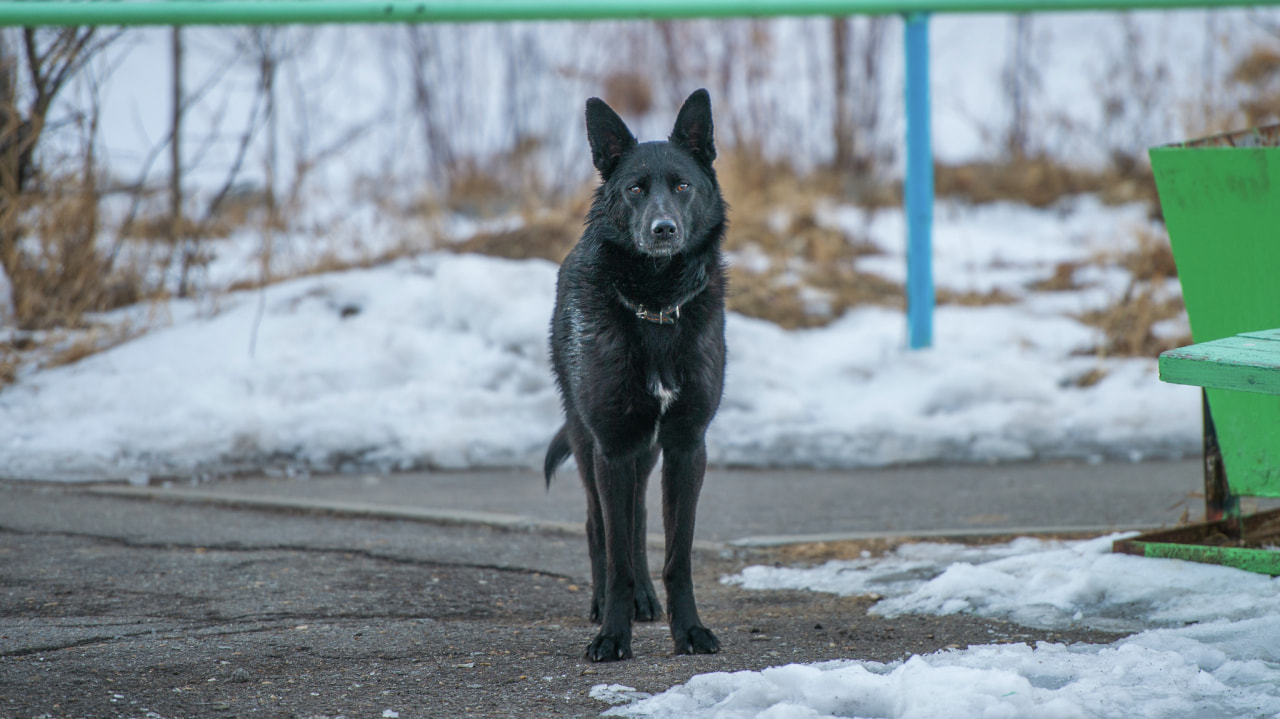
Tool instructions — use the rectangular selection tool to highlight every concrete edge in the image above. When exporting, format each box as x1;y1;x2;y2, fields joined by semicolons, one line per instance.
85;484;586;534
75;485;1151;552
80;484;723;551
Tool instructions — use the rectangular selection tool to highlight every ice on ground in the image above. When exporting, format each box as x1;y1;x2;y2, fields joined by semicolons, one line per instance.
606;537;1280;719
591;684;654;705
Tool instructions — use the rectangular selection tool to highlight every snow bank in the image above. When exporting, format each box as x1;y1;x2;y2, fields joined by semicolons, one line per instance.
0;196;1202;483
604;537;1280;718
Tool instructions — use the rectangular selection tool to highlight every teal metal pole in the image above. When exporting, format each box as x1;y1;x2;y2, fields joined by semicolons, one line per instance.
904;11;933;349
1;0;1279;27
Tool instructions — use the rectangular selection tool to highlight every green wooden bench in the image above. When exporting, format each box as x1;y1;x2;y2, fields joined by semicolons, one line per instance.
1113;329;1280;575
1159;328;1280;397
1112;123;1280;575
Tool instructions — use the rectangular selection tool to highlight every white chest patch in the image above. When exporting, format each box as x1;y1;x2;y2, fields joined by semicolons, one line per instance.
651;379;679;414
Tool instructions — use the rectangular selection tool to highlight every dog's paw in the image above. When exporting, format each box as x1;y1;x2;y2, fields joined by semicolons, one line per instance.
589;598;602;624
673;625;720;655
585;632;633;662
634;585;664;622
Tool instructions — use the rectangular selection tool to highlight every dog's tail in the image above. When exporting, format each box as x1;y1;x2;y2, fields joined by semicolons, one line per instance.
543;424;571;488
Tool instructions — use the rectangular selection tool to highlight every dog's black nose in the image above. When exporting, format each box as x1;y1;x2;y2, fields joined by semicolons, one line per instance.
651;219;678;240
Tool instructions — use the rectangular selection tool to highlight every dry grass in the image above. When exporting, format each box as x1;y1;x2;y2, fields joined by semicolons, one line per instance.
448;199;587;265
0;314;153;389
223;242;425;294
1230;44;1280;127
935;287;1018;307
1123;226;1179;281
1076;227;1188;358
0;346;18;387
1028;261;1085;292
716;148;903;327
934;158;1157;209
728;264;903;330
122;188;274;243
425;145;1164;330
5;175;153;332
1231;45;1280;85
1078;282;1186;358
41;319;146;371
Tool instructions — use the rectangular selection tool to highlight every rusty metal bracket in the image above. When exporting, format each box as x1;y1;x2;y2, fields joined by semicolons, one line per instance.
1113;507;1280;576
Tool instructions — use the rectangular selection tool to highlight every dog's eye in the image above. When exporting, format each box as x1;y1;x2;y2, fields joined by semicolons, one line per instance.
675;182;690;192
628;185;643;195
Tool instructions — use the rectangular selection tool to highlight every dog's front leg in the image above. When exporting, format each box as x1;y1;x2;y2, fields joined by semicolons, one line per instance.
661;436;720;655
585;449;639;662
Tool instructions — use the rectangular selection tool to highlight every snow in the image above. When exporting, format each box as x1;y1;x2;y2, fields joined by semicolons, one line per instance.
0;196;1199;481
1;12;1273;717
0;253;561;479
592;684;655;705
600;536;1280;719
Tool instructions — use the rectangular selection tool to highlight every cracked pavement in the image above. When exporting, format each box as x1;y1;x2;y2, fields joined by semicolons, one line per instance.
1;477;1143;718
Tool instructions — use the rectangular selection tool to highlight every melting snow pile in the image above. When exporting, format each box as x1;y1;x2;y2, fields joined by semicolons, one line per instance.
599;536;1280;719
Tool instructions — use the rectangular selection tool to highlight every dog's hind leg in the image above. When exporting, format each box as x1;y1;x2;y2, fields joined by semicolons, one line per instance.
568;422;608;624
660;435;720;655
585;449;642;662
631;446;664;622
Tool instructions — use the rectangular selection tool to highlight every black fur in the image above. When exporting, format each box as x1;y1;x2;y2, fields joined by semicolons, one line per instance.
545;89;727;662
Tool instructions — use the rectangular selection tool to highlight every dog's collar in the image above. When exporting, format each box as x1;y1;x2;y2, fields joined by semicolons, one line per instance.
614;276;709;325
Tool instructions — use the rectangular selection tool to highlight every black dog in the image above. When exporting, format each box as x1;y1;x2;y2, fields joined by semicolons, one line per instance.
544;89;727;662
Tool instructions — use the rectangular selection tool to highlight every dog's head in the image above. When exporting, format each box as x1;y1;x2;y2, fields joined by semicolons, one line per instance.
585;89;722;259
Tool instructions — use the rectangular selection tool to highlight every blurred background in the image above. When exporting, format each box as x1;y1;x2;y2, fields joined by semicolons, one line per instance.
1;10;1278;478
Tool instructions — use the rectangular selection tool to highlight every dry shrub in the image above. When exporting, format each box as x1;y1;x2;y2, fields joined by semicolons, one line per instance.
123;188;274;243
1123;226;1178;281
718;147;899;327
728;263;902;330
437;144;905;329
1231;45;1280;85
441;161;518;218
1072;367;1109;388
935;287;1018;307
1230;44;1280;127
0;346;18;387
0;313;152;388
223;242;425;293
430;138;548;219
5;176;149;331
1028;261;1084;292
1078;281;1186;358
602;72;654;117
41;320;145;371
934;158;1157;209
717;146;896;211
1076;226;1186;358
449;206;585;264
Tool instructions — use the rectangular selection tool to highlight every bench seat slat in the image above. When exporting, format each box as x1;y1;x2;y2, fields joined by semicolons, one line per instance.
1158;334;1280;396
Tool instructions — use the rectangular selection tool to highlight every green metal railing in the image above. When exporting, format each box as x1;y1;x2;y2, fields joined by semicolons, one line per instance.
0;0;1275;26
4;0;1278;348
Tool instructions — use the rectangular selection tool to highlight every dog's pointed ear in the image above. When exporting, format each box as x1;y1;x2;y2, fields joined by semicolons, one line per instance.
670;88;715;166
586;97;637;180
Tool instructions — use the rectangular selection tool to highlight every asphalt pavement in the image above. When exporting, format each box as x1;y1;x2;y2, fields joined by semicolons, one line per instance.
3;458;1254;718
